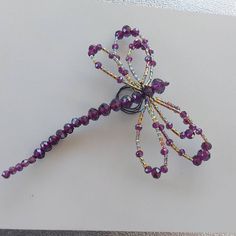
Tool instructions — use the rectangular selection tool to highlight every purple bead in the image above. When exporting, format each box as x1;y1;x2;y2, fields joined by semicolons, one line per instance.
88;45;97;56
56;129;67;139
110;98;121;112
201;142;212;151
180;132;186;139
180;111;187;118
166;122;173;129
15;163;23;171
122;25;131;37
131;28;139;37
121;96;132;109
2;170;10;178
34;148;45;159
151;168;161;179
178;149;185;156
150;60;156;67
166;139;173;146
160;165;168;173
122;69;128;76
192;156;202;166
129;43;135;50
131;92;143;104
9;166;17;175
160;147;169;156
98;103;111;116
115;30;123;40
185;129;195;139
136;150;143;158
28;156;36;164
189;124;197;130
152;122;159;129
197;150;211;161
183;117;190;125
88;108;100;121
71;118;81;128
125;56;132;62
79;116;90;126
143;86;154;97
21;159;29;167
145;55;151;62
135;124;142;131
158;124;165;131
63;123;74;134
144;166;152;174
48;135;60;145
196;128;203;135
112;43;119;50
96;44;102;51
149;49;154;54
108;53;114;59
117;76;123;83
40;141;52;152
133;39;142;49
95;62;102;69
151;79;166;94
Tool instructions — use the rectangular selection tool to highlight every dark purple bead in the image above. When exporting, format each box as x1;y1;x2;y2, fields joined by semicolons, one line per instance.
34;148;45;159
131;28;139;37
115;30;123;40
189;124;197;130
201;142;212;151
133;39;142;49
196;128;203;135
110;98;121;112
88;108;100;121
56;129;67;139
143;86;154;97
40;141;52;152
71;118;81;128
129;43;135;50
145;55;151;62
28;156;36;164
160;165;168;173
178;149;185;156
9;166;17;175
149;49;154;54
136;150;143;158
64;123;74;134
122;25;131;37
166;122;173;129
144;166;152;174
79;116;90;126
166;139;173;146
151;168;161;179
15;163;23;171
21;159;29;167
158;124;165;131
180;132;186;139
131;91;143;104
48;135;60;145
150;60;156;67
183;117;190;125
152;122;159;129
117;76;123;83
135;124;142;131
185;129;195;139
192;156;202;166
197;150;211;161
95;62;102;69
2;170;10;178
125;56;132;62
180;111;187;118
121;96;132;109
160;147;169;156
151;79;166;94
122;69;128;76
112;43;119;50
98;103;111;116
108;53;114;59
96;44;102;51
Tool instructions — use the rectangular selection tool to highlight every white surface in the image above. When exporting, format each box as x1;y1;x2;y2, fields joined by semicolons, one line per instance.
0;0;236;232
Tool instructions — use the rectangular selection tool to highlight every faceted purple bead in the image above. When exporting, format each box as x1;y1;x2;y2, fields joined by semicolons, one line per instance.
34;148;45;159
15;163;23;171
129;43;135;50
40;141;52;152
178;149;185;156
143;86;154;97
79;116;90;126
21;159;29;167
110;98;121;112
180;111;187;118
158;124;165;131
28;156;36;164
198;150;211;161
64;123;74;134
112;43;119;50
88;108;100;121
150;60;156;67
166;122;173;129
9;166;17;175
133;39;142;49
136;150;143;158
131;92;143;104
121;96;132;109
166;139;173;146
117;76;123;83
125;56;132;62
180;132;186;139
160;165;168;173
152;122;159;129
71;118;81;128
115;30;123;40
144;166;152;174
95;62;102;69
135;124;142;131
151;79;166;94
201;142;212;151
98;103;111;116
160;147;169;156
183;117;190;125
48;135;60;145
131;28;139;37
185;129;195;139
192;156;202;166
151;168;161;179
56;129;67;139
122;25;131;37
2;170;10;178
196;128;203;135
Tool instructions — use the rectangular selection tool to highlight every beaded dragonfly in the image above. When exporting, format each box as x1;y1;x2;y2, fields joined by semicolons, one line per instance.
1;25;212;180
88;25;212;179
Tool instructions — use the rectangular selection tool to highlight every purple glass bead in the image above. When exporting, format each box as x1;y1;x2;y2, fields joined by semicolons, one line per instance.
34;148;45;159
40;141;52;152
144;166;152;174
192;156;202;166
110;98;121;112
195;128;203;135
122;25;131;37
71;118;81;128
2;170;10;178
9;166;17;175
152;122;159;129
160;147;169;156
189;124;197;130
143;86;154;97
56;129;67;139
166;122;173;129
79;116;90;126
158;124;165;131
145;56;151;62
28;156;36;164
108;53;114;59
131;28;139;37
151;168;161;179
129;43;135;50
21;159;29;167
88;108;100;121
98;103;111;116
125;56;132;62
150;60;156;67
180;132;186;139
63;123;74;134
201;142;212;151
48;135;60;145
185;129;195;139
117;76;123;83
135;124;142;131
15;163;23;171
131;92;143;104
149;49;154;54
166;139;173;146
112;43;119;50
136;150;143;158
121;96;132;109
197;150;211;161
95;62;102;69
160;165;168;173
183;117;190;125
133;39;142;49
115;30;123;40
151;79;166;94
180;111;187;118
178;149;185;156
96;44;102;51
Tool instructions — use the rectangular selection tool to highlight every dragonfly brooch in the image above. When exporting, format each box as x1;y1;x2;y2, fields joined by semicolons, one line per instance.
2;25;212;180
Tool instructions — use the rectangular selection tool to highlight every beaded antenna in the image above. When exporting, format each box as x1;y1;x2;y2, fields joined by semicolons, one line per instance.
2;25;212;180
